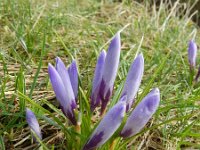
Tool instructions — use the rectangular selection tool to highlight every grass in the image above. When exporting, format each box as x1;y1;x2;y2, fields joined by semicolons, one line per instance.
0;0;200;149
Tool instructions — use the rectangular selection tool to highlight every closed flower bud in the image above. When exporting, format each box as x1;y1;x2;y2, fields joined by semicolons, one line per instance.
83;97;126;150
48;59;77;125
26;108;42;140
120;88;160;138
120;53;144;111
99;32;121;114
91;50;106;111
188;40;197;69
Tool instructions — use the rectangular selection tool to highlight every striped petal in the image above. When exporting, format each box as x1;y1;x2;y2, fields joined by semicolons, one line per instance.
91;50;106;111
120;53;144;111
83;98;126;150
120;88;160;138
26;108;42;140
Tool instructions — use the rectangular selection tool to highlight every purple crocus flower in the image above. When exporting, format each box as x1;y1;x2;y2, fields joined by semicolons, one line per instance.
120;53;144;112
99;32;121;114
91;50;106;111
26;108;42;140
120;88;160;138
83;97;126;150
48;58;77;125
188;40;197;69
68;60;79;101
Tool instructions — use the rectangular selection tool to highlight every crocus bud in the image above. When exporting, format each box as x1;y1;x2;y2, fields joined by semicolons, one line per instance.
91;50;106;111
26;108;42;140
120;88;160;138
48;61;76;125
188;40;197;69
120;53;144;112
99;32;121;114
83;98;126;150
68;60;79;101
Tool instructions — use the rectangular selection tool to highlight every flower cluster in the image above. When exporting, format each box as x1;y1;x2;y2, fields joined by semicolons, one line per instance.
26;32;160;149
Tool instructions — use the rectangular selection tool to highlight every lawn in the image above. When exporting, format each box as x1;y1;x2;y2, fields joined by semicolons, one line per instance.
0;0;200;149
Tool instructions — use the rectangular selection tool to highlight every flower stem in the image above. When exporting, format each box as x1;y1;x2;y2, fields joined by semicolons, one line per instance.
110;139;117;150
195;65;200;82
189;66;195;86
75;123;81;133
75;123;81;148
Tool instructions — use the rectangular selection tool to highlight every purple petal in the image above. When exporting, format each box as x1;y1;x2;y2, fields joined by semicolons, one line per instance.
68;60;79;101
48;63;68;108
100;32;121;112
99;79;112;114
83;132;104;150
120;53;144;111
83;100;126;150
48;63;76;125
92;50;107;94
90;50;107;111
102;32;120;95
120;88;160;138
188;40;197;68
26;108;42;140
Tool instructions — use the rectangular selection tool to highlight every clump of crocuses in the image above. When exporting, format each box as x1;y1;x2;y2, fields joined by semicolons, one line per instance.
84;32;160;149
26;32;160;149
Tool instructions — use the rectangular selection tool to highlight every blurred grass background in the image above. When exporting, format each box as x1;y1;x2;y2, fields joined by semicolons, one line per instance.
0;0;200;149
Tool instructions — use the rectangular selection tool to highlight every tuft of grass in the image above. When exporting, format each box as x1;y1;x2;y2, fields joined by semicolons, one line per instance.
0;0;200;149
